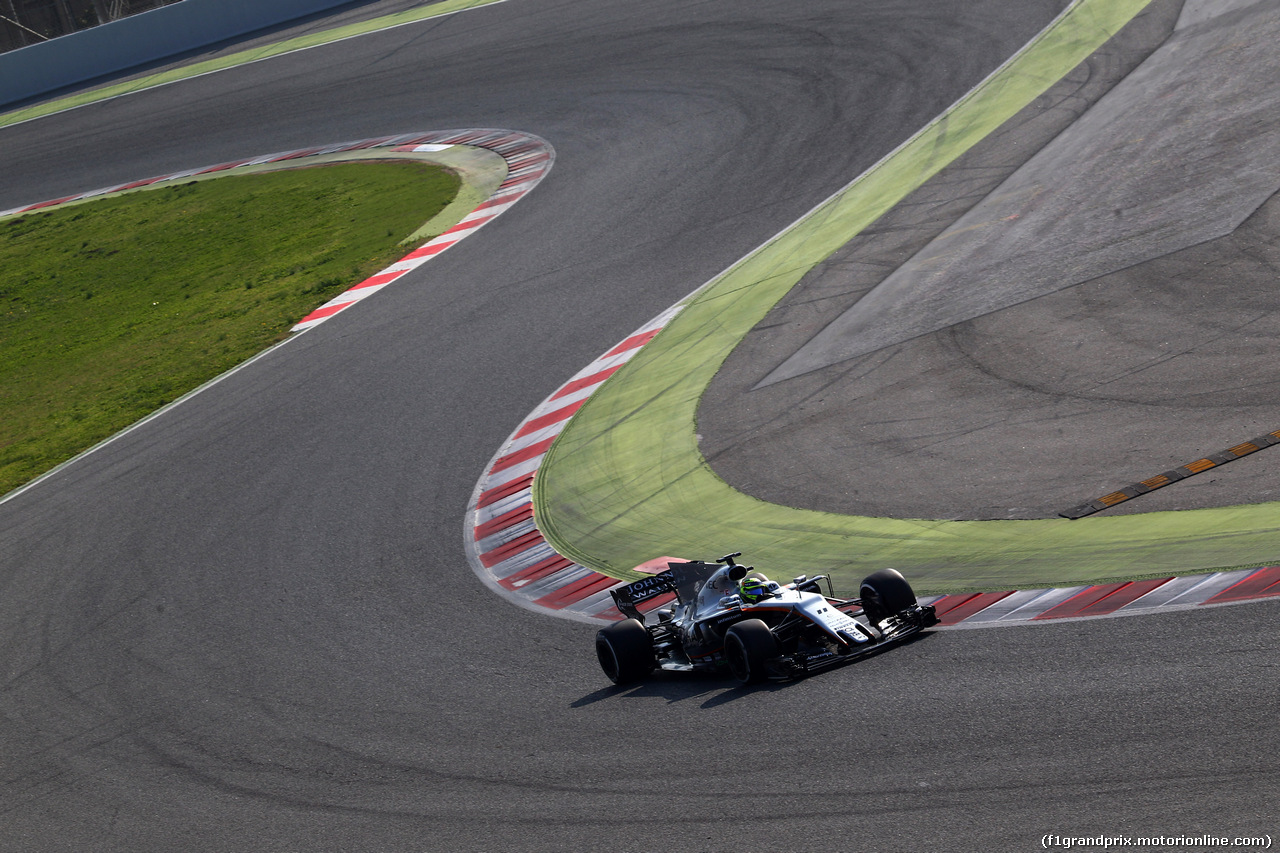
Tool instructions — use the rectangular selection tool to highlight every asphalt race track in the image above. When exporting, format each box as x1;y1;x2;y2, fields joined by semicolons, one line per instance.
3;0;1280;850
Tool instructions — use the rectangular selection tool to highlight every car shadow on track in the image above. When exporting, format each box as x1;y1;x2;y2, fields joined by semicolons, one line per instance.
572;631;937;708
571;672;737;707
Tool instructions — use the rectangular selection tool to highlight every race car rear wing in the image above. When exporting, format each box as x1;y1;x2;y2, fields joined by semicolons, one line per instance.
609;570;676;622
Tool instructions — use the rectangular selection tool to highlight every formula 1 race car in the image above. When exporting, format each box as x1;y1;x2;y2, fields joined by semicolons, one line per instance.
595;553;936;686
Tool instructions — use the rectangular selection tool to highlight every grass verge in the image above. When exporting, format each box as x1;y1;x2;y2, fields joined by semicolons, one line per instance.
0;161;460;496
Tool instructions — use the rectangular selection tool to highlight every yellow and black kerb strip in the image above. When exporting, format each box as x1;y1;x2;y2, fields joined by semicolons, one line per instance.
1060;428;1280;519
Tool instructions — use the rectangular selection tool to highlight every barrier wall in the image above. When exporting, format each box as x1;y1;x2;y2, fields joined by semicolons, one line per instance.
0;0;361;108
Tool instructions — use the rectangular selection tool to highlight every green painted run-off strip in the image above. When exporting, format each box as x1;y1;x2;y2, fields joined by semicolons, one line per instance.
534;0;1280;595
0;0;506;129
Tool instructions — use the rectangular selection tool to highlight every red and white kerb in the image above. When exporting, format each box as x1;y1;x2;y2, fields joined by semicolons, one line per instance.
464;304;683;621
293;130;554;330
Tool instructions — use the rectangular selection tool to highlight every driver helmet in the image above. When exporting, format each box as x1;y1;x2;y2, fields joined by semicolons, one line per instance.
738;576;776;604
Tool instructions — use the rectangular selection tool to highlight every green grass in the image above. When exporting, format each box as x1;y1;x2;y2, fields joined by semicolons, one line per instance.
0;161;460;496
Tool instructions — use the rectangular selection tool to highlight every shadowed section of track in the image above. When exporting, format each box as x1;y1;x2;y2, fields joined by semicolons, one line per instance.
4;0;1280;849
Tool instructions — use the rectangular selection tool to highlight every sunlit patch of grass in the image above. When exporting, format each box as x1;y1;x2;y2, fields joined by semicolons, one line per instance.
0;162;460;495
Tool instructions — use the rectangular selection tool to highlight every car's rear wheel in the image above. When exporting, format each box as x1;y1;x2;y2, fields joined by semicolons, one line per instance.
859;568;917;626
724;619;779;685
595;618;654;684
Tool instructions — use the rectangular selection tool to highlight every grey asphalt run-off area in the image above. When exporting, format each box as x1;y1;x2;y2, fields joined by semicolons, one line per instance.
703;0;1280;521
4;0;1280;850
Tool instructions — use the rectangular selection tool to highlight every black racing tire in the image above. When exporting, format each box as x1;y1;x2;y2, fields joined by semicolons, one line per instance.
595;618;654;685
724;619;779;685
859;568;917;626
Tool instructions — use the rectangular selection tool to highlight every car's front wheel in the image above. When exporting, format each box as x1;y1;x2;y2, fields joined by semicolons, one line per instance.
595;618;654;685
859;568;917;626
724;619;779;685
